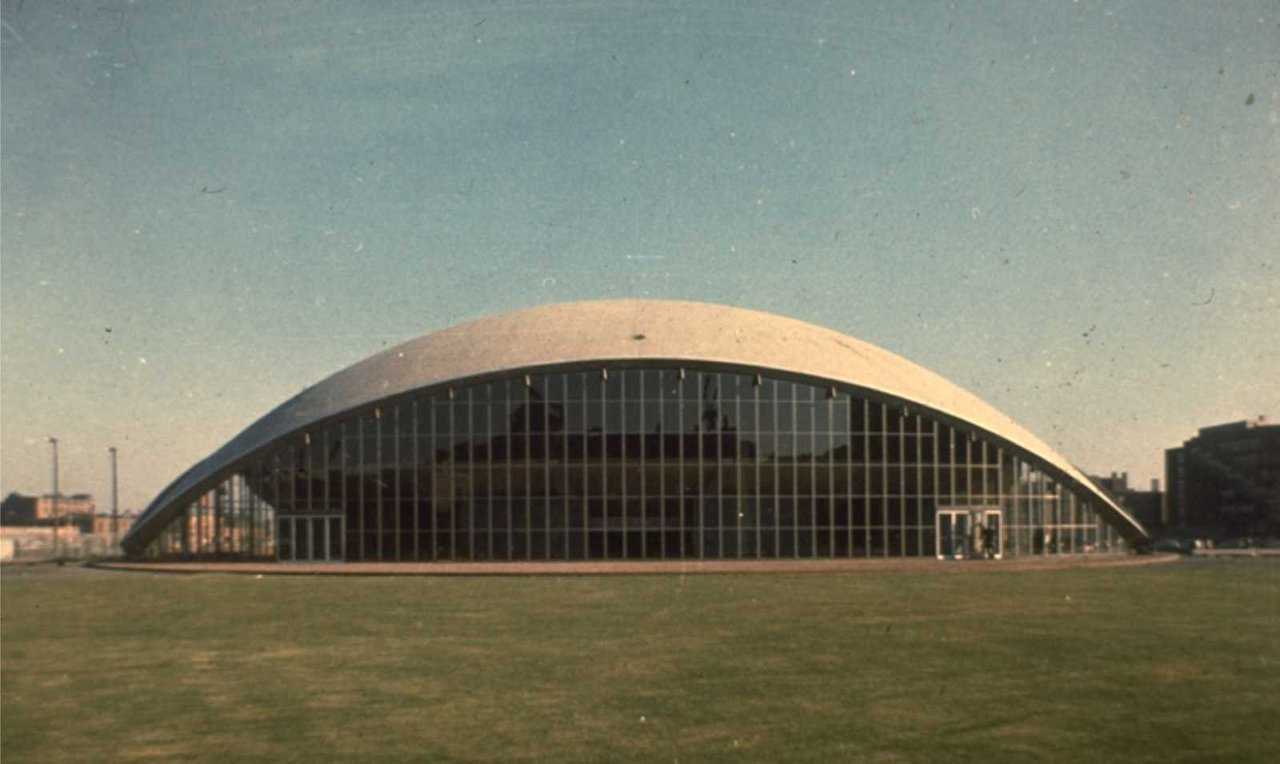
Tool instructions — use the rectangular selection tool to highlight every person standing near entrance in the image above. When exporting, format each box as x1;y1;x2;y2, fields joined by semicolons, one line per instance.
982;523;996;559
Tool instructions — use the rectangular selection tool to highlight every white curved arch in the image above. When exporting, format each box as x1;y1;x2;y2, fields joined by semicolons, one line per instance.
124;300;1146;551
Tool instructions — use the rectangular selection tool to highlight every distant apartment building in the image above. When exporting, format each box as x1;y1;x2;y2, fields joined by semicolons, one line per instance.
36;493;95;521
1089;472;1163;531
1165;417;1280;536
2;492;97;533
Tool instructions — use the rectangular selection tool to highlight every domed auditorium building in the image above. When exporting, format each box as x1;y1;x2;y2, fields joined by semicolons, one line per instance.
122;301;1147;562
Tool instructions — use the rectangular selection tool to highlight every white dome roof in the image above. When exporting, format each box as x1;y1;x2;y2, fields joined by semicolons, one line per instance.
125;299;1145;549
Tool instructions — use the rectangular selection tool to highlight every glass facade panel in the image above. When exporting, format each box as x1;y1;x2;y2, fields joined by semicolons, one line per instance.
139;364;1131;561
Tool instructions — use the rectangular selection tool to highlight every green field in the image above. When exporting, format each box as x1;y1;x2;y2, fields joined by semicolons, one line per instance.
2;559;1278;762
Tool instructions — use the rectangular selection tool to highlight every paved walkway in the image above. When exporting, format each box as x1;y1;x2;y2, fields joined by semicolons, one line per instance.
94;553;1179;577
1190;548;1280;557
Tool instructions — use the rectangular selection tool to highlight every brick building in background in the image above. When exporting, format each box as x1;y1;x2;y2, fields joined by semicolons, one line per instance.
1089;472;1163;532
1165;417;1279;538
2;492;96;532
35;493;95;522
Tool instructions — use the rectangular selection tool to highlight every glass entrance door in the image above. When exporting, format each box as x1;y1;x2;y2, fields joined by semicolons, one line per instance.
277;515;344;562
935;508;1002;560
935;510;970;559
980;509;1003;560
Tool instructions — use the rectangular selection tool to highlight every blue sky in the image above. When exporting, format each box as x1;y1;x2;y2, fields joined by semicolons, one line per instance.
3;0;1277;511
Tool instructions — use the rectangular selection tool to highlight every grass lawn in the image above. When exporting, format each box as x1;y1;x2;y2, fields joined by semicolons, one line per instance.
2;559;1278;762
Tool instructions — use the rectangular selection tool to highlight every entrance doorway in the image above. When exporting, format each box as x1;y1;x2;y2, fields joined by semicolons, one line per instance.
935;508;1002;560
277;515;344;562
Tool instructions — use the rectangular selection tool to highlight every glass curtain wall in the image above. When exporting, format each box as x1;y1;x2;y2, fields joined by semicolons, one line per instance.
142;366;1126;560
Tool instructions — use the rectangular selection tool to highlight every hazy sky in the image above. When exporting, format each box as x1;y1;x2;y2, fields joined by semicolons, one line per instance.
3;0;1277;512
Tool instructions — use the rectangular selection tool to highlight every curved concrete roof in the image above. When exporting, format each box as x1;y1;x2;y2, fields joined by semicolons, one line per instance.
124;299;1146;551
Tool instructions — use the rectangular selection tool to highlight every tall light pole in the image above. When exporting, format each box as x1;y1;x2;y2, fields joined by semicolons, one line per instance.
48;436;59;557
108;447;119;549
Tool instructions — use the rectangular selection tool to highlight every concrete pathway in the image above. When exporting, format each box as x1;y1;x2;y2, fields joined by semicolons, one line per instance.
93;553;1180;577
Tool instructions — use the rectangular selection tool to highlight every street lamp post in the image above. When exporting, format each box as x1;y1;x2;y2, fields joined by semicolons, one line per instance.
109;447;119;550
48;437;59;558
